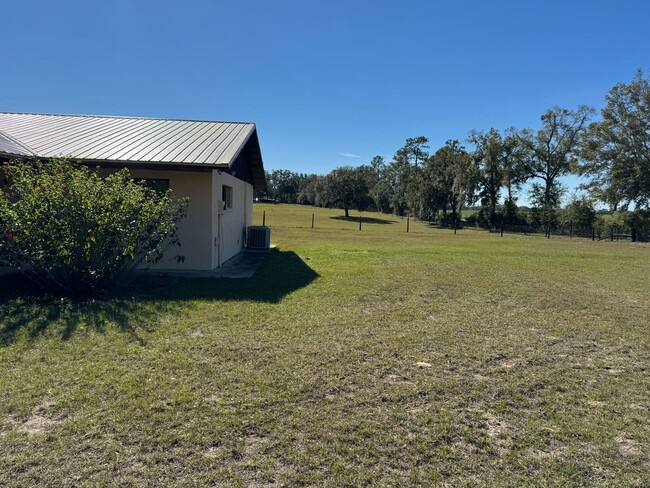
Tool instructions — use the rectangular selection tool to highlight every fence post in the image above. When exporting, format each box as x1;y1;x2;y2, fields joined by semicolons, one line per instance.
500;222;504;237
407;217;410;233
359;215;362;231
592;227;595;241
454;219;457;235
611;227;614;242
311;213;314;229
569;225;573;238
263;210;266;226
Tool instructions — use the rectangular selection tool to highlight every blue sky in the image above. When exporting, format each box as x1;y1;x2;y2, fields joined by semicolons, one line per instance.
3;0;649;201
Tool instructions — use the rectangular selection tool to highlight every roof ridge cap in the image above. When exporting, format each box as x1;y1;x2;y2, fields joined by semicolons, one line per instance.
0;111;256;126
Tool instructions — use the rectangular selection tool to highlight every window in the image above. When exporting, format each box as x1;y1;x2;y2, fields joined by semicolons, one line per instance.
222;185;233;210
136;178;170;195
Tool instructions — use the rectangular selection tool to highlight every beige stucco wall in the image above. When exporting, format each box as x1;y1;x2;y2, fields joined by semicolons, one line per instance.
211;171;254;268
96;167;253;271
98;168;213;271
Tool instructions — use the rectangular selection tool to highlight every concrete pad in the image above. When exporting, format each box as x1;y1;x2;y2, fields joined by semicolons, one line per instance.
144;248;272;279
210;249;270;278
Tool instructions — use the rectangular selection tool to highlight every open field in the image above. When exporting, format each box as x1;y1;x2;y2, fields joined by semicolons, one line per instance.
1;203;649;486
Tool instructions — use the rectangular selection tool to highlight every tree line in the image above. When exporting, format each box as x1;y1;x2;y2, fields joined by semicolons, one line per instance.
259;71;650;239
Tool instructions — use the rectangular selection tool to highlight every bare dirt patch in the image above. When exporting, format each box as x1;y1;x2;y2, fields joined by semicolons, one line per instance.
485;413;513;455
116;461;147;485
605;368;624;375
587;400;606;407
17;397;59;435
203;446;222;459
528;438;566;460
243;435;267;458
616;435;642;457
499;360;516;369
205;392;221;404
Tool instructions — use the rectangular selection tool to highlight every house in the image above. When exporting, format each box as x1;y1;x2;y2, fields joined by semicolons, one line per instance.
0;112;266;271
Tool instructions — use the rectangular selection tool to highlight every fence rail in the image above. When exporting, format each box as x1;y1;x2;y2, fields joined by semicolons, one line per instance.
253;206;650;243
459;222;650;242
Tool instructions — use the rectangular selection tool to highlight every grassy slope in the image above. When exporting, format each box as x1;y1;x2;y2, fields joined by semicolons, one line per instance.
1;203;648;486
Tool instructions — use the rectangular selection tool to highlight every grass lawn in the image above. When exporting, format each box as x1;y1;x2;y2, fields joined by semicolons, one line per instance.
1;203;649;486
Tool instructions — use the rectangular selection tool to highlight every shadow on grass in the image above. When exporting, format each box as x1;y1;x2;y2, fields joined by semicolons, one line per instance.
142;249;319;303
330;215;394;225
0;276;179;347
0;250;318;346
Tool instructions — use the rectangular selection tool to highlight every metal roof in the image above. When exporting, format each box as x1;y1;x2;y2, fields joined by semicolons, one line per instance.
0;112;267;190
0;131;34;157
0;112;257;166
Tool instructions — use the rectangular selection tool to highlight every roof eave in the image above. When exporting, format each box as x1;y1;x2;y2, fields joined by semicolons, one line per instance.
73;158;232;172
228;127;267;192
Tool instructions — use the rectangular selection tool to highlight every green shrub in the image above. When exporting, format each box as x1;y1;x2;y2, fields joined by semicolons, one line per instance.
557;197;597;229
0;159;188;295
595;211;650;241
595;212;628;235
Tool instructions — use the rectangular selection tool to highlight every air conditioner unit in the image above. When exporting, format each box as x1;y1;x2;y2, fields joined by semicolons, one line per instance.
247;226;271;250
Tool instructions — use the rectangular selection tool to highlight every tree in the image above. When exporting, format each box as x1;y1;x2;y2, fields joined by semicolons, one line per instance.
518;105;594;235
425;146;453;219
468;128;505;227
322;166;372;217
405;165;430;220
0;159;188;295
449;143;479;222
369;155;387;175
313;177;331;208
356;164;379;211
296;174;322;205
399;136;430;167
580;70;650;212
382;137;430;216
385;150;412;216
501;129;528;222
427;140;478;224
368;156;392;213
266;169;301;203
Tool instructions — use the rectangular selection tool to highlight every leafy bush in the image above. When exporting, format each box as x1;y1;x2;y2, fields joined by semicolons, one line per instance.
438;212;459;227
500;200;529;226
595;212;628;235
465;202;528;229
595;211;650;241
0;159;188;295
557;197;597;229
